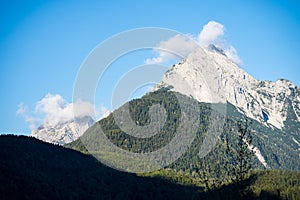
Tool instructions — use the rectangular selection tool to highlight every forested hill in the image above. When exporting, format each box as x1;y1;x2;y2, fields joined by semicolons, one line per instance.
1;135;300;199
0;135;198;199
67;88;300;171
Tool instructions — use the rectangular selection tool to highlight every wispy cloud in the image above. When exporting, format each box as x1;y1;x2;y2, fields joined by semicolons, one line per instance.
145;34;198;64
17;93;109;130
145;20;242;65
17;103;38;131
224;46;241;65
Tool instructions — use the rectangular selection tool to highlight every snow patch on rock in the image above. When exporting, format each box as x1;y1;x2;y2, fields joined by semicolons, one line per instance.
244;139;269;169
292;136;300;146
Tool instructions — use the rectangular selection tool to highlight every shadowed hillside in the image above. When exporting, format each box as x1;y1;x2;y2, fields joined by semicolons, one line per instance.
0;135;199;199
1;135;299;199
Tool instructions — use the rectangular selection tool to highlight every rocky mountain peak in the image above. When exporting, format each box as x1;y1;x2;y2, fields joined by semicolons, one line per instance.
155;46;300;130
31;116;94;145
207;44;226;56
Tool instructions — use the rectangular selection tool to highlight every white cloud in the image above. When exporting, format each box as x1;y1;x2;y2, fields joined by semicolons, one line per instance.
198;21;225;46
145;57;163;65
224;46;242;65
17;93;109;130
145;34;198;64
35;94;95;126
198;21;242;65
145;20;242;65
98;105;111;120
16;103;27;115
17;103;38;130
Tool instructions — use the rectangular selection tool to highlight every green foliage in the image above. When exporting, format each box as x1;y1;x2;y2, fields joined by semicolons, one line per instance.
0;135;199;199
1;135;299;199
140;168;201;187
225;120;254;188
64;88;300;199
68;88;299;173
250;170;300;200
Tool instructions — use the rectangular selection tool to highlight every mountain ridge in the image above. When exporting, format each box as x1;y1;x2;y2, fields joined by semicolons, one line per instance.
67;88;300;171
67;46;300;172
31;46;300;149
155;46;300;130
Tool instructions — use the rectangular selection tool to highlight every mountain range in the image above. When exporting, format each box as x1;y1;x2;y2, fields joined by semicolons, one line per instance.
67;45;300;172
33;44;300;171
3;44;300;199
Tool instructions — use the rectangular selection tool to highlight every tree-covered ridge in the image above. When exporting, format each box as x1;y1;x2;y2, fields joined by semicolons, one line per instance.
68;88;300;171
142;169;300;199
0;135;198;199
1;135;299;199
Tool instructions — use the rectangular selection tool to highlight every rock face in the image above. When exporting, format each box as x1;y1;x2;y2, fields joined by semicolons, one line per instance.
152;45;300;169
155;45;300;130
31;116;94;145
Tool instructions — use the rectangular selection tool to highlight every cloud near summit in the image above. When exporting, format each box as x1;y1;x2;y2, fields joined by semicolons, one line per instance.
17;93;109;131
198;21;224;46
145;20;241;65
145;34;198;64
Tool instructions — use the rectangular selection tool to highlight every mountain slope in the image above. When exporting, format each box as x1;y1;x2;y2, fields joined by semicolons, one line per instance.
0;135;198;199
68;88;300;171
155;46;300;131
2;135;299;199
67;46;299;172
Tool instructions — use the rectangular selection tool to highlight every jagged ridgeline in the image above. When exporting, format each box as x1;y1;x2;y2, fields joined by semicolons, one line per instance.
67;88;300;172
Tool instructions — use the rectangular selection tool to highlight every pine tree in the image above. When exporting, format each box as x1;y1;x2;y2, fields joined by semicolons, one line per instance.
225;119;254;194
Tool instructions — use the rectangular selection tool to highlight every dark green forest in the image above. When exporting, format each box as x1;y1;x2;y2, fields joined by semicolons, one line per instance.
1;89;300;199
68;88;299;172
0;135;198;199
1;135;300;199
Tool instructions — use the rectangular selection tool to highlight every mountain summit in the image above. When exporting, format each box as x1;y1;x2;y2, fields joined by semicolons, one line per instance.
156;46;300;130
31;116;94;145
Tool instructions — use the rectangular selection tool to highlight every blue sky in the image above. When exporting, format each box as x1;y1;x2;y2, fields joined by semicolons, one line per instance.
0;0;300;135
